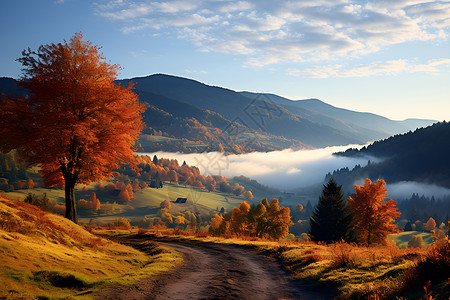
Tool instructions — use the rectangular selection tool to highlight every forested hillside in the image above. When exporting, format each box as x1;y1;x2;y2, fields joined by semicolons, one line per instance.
329;122;450;189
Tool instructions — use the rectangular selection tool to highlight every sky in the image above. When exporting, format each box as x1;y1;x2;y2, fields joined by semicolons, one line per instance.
1;0;449;121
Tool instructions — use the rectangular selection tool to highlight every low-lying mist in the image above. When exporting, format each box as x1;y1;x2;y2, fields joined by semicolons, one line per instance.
138;144;374;191
387;181;450;200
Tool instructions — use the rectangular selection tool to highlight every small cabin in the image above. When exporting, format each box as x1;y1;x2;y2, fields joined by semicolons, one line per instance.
175;197;187;203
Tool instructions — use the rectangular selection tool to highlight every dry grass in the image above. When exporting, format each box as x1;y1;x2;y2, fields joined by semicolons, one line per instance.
0;193;182;299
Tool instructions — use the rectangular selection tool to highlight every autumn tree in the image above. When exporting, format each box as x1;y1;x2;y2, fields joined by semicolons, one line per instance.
90;192;101;211
348;179;401;246
243;190;253;201
211;198;292;240
168;170;178;183
0;33;145;223
230;201;251;236
309;177;354;243
408;235;426;248
232;183;245;196
160;199;172;210
206;183;216;192
425;217;436;232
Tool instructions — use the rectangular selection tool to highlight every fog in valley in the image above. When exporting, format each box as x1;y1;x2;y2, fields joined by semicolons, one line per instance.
387;181;450;200
139;145;450;200
139;144;373;190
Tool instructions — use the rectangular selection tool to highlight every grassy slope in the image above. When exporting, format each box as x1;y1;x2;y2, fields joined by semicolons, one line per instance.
0;194;182;299
4;183;250;224
388;231;433;249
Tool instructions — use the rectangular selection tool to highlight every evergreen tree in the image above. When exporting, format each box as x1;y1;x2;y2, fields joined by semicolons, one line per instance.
309;177;354;243
404;221;412;231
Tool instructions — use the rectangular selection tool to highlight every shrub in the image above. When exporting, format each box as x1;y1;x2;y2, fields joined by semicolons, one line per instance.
408;235;426;249
401;241;450;294
160;200;172;210
111;217;131;229
329;242;354;268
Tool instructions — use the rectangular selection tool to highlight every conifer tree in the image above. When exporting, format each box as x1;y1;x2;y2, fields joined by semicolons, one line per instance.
309;177;354;243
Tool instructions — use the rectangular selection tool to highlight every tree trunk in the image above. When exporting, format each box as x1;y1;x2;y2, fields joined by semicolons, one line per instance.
64;176;78;224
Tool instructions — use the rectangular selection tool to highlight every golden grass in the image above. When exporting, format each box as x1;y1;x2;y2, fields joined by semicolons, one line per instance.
0;194;182;299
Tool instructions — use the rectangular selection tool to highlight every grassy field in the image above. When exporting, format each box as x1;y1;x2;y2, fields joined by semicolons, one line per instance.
3;182;251;224
388;231;433;249
0;194;182;299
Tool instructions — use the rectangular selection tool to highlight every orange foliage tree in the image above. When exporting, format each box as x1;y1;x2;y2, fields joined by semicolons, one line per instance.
0;33;144;223
348;179;401;246
210;198;292;240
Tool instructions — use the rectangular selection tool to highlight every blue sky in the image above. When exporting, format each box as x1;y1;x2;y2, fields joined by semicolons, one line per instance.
1;0;449;121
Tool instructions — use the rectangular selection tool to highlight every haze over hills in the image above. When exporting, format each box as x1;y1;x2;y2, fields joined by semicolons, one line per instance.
329;121;450;191
0;74;437;151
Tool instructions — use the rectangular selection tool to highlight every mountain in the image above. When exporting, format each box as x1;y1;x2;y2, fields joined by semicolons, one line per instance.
328;122;450;190
117;74;366;147
1;75;437;151
240;92;436;138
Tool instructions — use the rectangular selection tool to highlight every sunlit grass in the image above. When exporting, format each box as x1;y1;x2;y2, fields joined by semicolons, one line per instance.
388;231;433;248
0;194;182;299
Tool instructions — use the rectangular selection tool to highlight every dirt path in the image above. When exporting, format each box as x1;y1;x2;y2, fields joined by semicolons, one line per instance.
96;236;332;300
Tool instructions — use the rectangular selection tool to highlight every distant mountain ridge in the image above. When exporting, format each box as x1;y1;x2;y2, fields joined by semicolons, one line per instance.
0;74;437;151
329;122;450;190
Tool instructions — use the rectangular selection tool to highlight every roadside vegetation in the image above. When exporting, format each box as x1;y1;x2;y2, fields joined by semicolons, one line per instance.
117;228;449;300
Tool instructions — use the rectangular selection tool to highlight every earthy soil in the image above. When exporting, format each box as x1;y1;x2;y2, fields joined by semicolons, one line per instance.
95;235;334;300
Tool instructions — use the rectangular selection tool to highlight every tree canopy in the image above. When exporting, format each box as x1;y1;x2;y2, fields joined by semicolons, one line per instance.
0;33;144;223
348;178;401;246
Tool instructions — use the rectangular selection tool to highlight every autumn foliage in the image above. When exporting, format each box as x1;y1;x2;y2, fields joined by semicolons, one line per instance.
0;33;144;223
78;192;101;211
348;179;401;246
209;198;292;240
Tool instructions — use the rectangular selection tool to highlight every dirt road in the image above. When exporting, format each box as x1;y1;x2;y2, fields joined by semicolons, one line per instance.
96;236;333;300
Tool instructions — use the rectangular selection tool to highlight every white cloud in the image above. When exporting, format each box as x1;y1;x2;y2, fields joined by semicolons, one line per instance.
286;58;450;78
218;1;254;13
96;0;450;66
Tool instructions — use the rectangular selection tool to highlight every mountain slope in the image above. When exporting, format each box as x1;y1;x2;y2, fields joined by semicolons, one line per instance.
329;122;450;189
240;92;436;137
117;74;373;147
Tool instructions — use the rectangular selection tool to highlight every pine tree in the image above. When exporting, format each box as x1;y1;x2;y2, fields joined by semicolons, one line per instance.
309;177;354;243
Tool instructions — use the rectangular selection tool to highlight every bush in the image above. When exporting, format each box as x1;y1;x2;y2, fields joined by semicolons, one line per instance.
408;235;426;248
401;241;450;295
160;200;172;210
111;217;131;229
24;193;50;210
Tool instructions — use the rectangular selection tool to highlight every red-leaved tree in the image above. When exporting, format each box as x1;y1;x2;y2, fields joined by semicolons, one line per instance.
0;33;144;223
348;178;401;246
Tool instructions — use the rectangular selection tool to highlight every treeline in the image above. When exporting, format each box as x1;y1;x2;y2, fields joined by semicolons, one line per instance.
130;155;254;199
397;193;450;226
326;165;450;225
332;122;450;189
